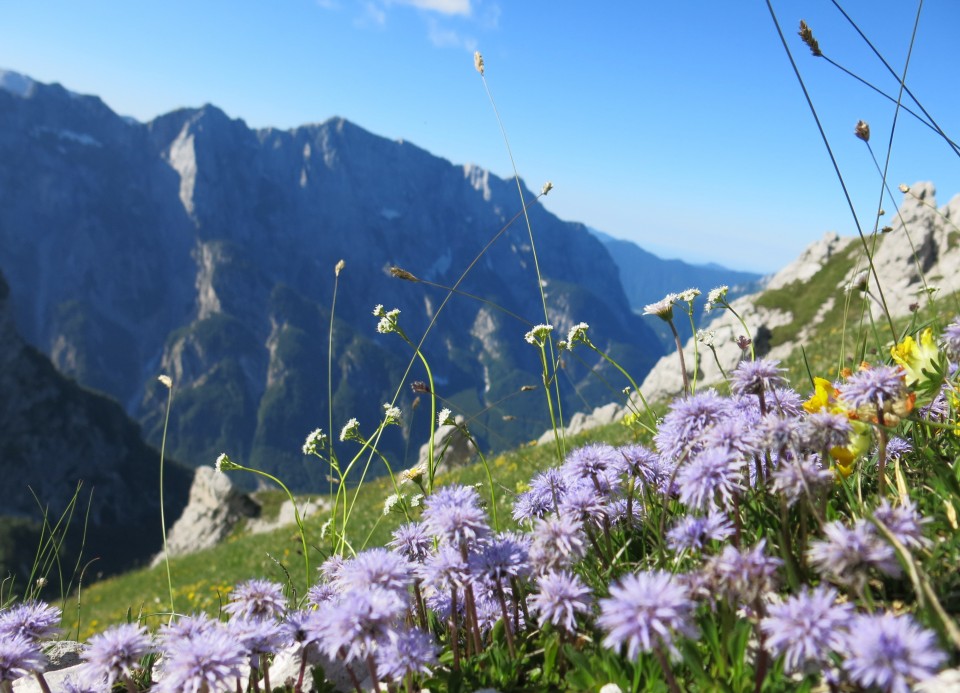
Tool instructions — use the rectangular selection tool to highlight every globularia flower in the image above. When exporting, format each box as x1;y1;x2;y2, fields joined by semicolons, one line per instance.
676;447;743;511
529;570;592;632
0;633;46;683
760;585;852;673
666;512;735;553
707;540;781;606
335;548;413;594
375;627;438;682
470;534;530;582
156;624;247;693
562;443;623;489
318;588;406;663
655;390;730;460
842;612;945;692
228;616;289;658
838;365;906;413
158;612;218;650
0;601;62;641
421;484;490;547
872;499;931;550
808;519;900;587
802;411;852;451
529;515;586;573
942;317;960;362
730;358;787;397
881;436;913;461
559;483;608;525
389;522;433;563
770;455;834;507
78;623;153;689
223;578;287;622
598;570;698;658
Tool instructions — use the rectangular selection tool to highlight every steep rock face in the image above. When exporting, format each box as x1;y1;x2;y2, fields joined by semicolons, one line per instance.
0;73;665;489
0;270;193;581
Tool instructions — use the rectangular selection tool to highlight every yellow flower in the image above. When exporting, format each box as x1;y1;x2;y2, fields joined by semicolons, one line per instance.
891;327;939;388
803;377;837;413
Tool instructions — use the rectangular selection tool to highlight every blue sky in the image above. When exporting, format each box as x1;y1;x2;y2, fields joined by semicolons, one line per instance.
2;0;958;273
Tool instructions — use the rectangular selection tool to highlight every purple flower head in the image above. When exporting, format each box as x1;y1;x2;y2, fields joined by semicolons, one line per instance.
655;390;731;460
223;578;287;622
598;570;698;658
228;616;289;657
417;544;471;593
528;514;586;573
676;447;744;511
389;522;433;563
318;587;405;663
0;633;46;682
158;612;218;650
335;547;413;594
730;358;786;396
666;511;735;554
421;484;491;548
839;365;906;414
512;488;554;523
941;317;960;363
79;623;153;689
558;482;608;526
281;609;327;649
842;612;946;692
607;495;644;528
0;601;61;642
880;436;913;461
706;540;781;606
305;581;338;607
760;585;852;673
470;533;530;582
802;411;852;451
768;386;804;417
562;443;624;490
375;626;437;682
617;444;660;483
873;499;932;550
529;570;592;632
700;415;763;460
319;554;346;584
770;455;834;507
758;413;802;455
156;624;246;693
808;519;900;588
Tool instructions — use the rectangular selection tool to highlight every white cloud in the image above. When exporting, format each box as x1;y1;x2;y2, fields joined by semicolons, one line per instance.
390;0;472;16
427;18;477;51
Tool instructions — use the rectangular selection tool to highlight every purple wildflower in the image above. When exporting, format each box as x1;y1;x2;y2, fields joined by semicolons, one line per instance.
758;413;802;454
617;444;660;483
335;548;413;594
767;386;804;417
730;358;786;396
0;601;61;642
705;540;781;606
319;555;346;583
699;415;762;460
842;612;945;692
558;483;608;526
417;544;471;594
529;514;586;573
0;633;46;682
229;616;289;658
421;484;491;548
529;570;592;632
839;365;906;414
375;627;437;682
770;455;834;507
470;533;530;582
941;317;960;362
654;390;731;460
389;522;433;563
873;499;932;550
158;613;218;650
760;585;852;673
78;623;153;689
305;581;338;607
562;443;623;490
666;512;734;553
598;570;698;658
802;411;852;451
808;519;901;587
281;609;326;649
223;578;287;622
881;436;913;461
318;588;405;663
676;447;743;511
155;625;246;693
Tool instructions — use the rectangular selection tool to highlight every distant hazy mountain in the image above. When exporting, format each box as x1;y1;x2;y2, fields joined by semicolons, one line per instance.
0;70;666;491
588;228;762;348
0;269;193;584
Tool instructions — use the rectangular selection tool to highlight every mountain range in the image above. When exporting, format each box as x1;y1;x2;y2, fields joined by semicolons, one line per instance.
0;68;758;520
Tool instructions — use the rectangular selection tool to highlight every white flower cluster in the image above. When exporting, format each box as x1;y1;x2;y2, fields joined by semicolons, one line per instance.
302;428;327;456
524;323;554;345
705;285;729;311
374;305;402;335
383;403;402;424
437;408;454;427
643;293;677;320
339;418;360;442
